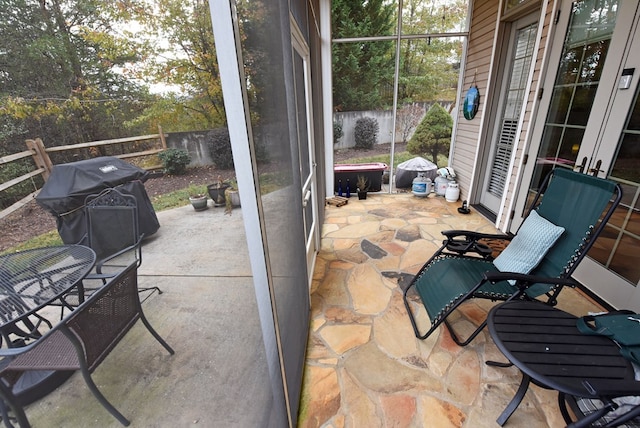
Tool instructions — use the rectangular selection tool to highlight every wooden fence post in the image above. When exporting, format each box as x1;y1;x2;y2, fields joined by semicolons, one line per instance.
26;138;53;181
158;124;167;150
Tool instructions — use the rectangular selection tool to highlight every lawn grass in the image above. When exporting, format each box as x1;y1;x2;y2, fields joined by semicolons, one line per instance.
150;184;208;211
6;230;63;253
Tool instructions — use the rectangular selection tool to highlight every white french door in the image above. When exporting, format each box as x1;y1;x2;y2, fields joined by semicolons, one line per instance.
573;15;640;310
291;22;319;281
517;0;640;310
480;15;538;214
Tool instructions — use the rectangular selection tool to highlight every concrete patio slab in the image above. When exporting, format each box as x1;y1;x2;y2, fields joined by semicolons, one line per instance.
24;203;272;427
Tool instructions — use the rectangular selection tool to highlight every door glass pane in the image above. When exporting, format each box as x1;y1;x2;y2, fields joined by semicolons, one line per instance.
568;84;599;126
294;51;311;181
528;0;619;193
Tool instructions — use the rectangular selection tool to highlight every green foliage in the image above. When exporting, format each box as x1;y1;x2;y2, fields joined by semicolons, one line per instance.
125;0;227;130
331;0;467;109
1;230;62;256
407;103;453;164
207;128;234;170
354;117;379;150
397;0;467;103
0;160;43;209
0;0;153;152
151;184;206;211
158;148;191;175
331;0;396;110
333;120;344;145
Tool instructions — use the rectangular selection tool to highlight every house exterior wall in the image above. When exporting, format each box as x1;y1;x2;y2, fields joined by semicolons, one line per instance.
450;0;500;206
451;0;556;231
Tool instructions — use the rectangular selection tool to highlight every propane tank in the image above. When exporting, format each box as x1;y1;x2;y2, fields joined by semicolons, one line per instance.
434;175;449;196
412;173;430;197
445;181;460;202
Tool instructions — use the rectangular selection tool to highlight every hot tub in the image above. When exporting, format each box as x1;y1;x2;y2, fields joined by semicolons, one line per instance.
334;162;388;193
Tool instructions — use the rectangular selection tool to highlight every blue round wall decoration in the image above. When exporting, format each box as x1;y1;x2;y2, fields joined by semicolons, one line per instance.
463;85;480;120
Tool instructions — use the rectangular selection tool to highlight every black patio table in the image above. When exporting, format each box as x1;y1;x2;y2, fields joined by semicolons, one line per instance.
487;300;636;426
0;244;96;404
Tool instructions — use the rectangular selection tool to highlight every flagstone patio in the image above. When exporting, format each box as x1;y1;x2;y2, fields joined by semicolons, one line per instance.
298;193;605;427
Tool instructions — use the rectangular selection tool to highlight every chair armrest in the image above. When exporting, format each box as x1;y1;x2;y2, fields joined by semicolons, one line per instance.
95;234;144;274
440;230;511;259
441;230;511;241
483;271;579;288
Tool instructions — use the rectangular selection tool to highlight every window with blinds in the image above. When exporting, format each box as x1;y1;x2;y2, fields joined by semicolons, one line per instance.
488;23;537;198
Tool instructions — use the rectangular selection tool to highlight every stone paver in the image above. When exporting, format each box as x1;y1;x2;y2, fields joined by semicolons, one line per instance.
299;193;605;427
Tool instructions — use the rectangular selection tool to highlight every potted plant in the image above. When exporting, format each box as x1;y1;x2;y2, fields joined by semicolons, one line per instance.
356;175;369;200
207;175;230;207
188;193;208;211
224;178;241;214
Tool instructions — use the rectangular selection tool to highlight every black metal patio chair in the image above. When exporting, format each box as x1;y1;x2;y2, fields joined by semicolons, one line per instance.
403;168;623;346
81;187;161;300
0;261;174;427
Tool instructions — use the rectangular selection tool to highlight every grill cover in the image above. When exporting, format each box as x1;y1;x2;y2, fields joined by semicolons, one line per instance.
36;157;159;244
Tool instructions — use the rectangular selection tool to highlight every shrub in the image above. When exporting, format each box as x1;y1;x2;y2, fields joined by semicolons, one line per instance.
354;117;378;150
158;148;191;175
333;120;343;145
407;103;452;164
207;128;235;170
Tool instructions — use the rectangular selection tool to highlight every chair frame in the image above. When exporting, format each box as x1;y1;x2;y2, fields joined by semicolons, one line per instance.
562;389;640;427
83;187;161;300
403;168;623;346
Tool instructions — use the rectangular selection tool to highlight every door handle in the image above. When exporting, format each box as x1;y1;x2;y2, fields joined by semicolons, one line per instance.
303;190;311;207
589;159;603;177
575;157;588;173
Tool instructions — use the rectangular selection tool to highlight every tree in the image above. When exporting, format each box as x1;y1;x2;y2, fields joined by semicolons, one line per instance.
396;103;424;144
407;103;452;164
398;0;467;103
330;0;467;110
331;0;396;111
122;0;226;131
0;0;153;153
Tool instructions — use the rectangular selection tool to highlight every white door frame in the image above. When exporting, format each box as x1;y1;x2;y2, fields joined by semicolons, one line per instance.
291;18;319;284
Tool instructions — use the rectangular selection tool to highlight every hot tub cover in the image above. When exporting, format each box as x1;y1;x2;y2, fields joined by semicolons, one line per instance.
395;157;438;188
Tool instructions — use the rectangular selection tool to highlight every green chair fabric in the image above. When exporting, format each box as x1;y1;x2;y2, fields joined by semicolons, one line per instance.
403;168;622;346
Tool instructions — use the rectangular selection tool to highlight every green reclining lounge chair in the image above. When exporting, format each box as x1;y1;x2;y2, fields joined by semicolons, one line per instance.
403;168;623;346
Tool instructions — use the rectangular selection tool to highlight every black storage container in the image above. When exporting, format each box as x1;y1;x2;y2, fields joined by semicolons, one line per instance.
36;157;160;244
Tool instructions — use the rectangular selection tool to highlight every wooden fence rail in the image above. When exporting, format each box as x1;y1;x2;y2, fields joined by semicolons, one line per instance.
0;125;167;220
